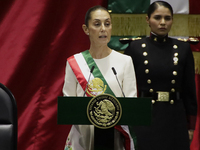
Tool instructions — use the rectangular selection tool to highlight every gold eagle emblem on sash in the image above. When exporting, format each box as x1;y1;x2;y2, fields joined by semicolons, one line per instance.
87;78;107;97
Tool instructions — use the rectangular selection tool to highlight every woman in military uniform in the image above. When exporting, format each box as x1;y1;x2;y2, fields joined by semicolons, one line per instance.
124;1;197;150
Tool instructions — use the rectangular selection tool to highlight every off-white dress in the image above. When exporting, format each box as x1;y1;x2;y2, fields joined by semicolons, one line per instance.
63;50;137;150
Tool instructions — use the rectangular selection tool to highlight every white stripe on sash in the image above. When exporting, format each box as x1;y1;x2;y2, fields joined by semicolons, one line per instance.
74;53;94;83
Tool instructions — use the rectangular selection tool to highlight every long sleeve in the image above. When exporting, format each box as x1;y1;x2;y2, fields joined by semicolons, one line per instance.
182;45;197;129
122;56;137;98
62;61;78;96
182;45;197;115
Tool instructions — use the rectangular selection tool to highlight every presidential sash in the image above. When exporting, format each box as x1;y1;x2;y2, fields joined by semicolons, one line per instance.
67;50;114;97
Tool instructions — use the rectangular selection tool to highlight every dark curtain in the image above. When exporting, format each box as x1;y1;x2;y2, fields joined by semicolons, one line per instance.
0;0;108;150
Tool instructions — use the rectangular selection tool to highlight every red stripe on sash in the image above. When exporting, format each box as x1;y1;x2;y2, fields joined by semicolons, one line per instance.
67;55;89;96
115;125;131;150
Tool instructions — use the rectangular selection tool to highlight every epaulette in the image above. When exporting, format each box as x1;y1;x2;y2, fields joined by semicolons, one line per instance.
119;37;142;44
177;37;199;45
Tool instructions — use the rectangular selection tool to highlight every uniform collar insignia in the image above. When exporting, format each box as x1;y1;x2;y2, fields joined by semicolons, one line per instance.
150;32;168;43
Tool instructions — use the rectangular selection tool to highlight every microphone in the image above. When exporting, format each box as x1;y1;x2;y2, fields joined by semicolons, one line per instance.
83;66;95;97
111;67;125;97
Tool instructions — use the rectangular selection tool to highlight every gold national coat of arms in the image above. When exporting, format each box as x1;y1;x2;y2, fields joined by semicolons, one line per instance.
86;78;107;97
87;94;122;129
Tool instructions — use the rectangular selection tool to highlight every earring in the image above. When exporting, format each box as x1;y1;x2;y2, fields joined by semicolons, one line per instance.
87;33;89;35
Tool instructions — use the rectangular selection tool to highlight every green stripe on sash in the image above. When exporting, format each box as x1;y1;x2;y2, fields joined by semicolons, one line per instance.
82;50;115;96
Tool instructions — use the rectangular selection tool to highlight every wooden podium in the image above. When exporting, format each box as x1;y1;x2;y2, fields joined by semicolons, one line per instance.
58;96;152;150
